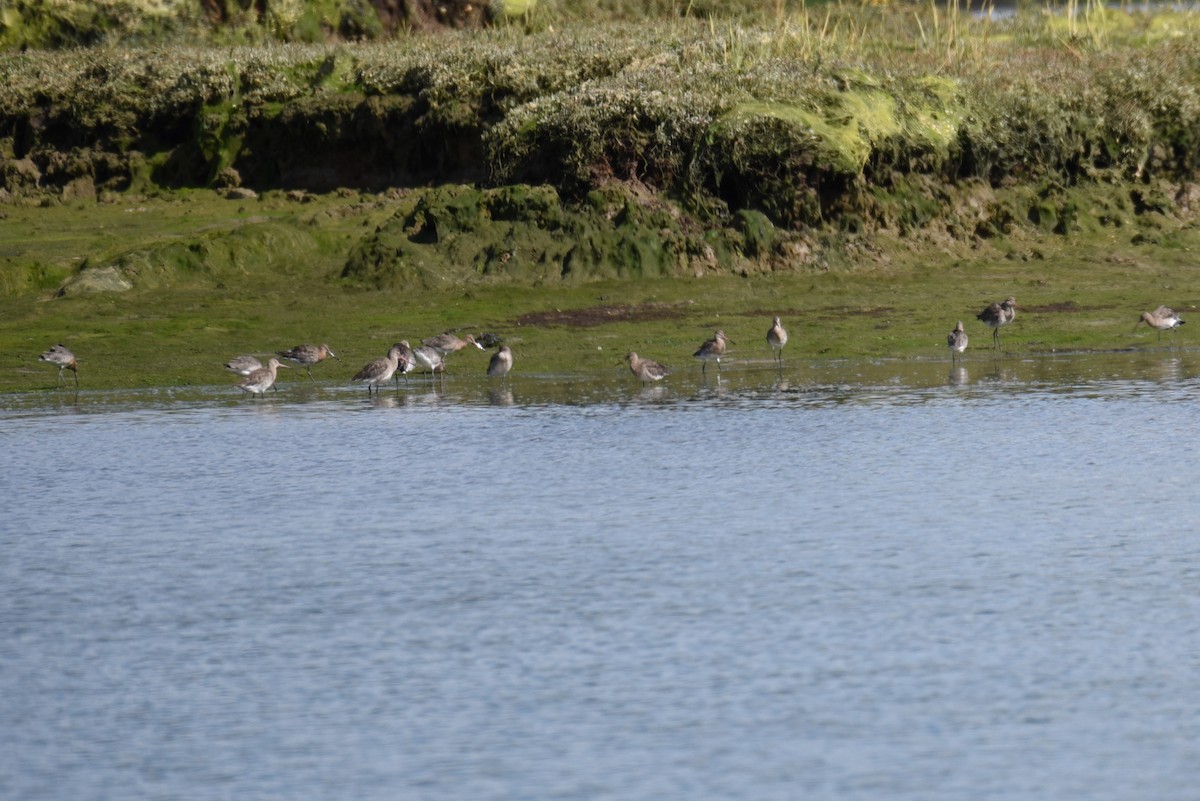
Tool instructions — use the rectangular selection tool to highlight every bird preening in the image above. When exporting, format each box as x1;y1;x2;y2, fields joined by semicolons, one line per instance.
1134;306;1185;344
39;344;79;388
277;343;338;382
976;297;1018;350
947;321;968;362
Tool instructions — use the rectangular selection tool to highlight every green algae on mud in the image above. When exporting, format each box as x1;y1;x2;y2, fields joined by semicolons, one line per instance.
3;181;1200;394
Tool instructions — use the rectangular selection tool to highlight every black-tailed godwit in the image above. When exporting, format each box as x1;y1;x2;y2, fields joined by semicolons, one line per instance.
767;317;788;368
352;344;404;394
624;352;669;385
421;333;482;373
39;344;78;387
1135;306;1186;343
224;355;262;376
237;357;288;396
976;297;1018;349
411;344;445;377
694;329;732;375
487;345;513;380
947;321;968;361
277;343;338;381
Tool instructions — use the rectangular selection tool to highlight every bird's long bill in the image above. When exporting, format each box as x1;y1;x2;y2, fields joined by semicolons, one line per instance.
1132;319;1145;332
278;363;292;368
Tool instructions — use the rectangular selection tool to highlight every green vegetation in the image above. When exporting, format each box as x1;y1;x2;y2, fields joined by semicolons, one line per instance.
3;4;1200;392
3;181;1200;393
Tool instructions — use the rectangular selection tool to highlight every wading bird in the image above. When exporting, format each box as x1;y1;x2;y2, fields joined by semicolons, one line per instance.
411;344;445;377
947;321;968;362
694;329;732;375
237;358;288;397
624;352;669;385
1134;306;1186;344
277;343;338;382
421;333;483;373
352;344;404;395
223;355;262;376
392;340;416;386
767;317;788;368
487;345;513;381
39;344;79;387
976;297;1018;350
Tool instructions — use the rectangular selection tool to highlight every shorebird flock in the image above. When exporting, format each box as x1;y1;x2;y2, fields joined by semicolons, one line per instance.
34;298;1189;393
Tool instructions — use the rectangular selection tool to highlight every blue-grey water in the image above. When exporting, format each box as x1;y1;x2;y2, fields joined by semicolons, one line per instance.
3;352;1200;801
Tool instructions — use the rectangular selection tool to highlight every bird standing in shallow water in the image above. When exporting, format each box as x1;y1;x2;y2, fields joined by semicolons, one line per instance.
421;333;483;372
39;344;79;387
976;297;1018;350
277;343;338;382
767;317;788;368
487;345;513;380
1135;306;1186;344
352;344;404;395
694;329;732;375
411;344;445;377
224;355;262;376
422;333;483;356
238;358;288;397
624;352;669;385
393;341;416;386
947;321;968;362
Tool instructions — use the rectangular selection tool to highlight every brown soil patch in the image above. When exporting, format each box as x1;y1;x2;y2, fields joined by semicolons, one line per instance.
1025;301;1118;313
516;302;690;328
812;305;896;319
740;308;810;319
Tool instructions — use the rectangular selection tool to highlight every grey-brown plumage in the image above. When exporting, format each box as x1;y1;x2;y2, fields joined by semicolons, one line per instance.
277;343;338;381
1135;306;1185;342
393;340;417;386
411;344;445;375
420;333;482;373
224;355;263;376
976;297;1018;349
352;344;404;394
693;329;732;375
625;352;669;385
947;321;968;361
487;345;513;379
39;344;79;387
422;333;483;356
767;317;788;367
238;357;288;396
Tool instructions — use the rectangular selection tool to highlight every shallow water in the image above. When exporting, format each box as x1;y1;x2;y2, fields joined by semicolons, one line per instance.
3;351;1200;800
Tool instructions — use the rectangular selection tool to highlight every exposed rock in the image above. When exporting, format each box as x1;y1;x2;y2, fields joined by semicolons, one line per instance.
58;266;134;296
223;187;258;200
1175;183;1200;216
2;158;41;191
215;167;243;188
62;176;96;201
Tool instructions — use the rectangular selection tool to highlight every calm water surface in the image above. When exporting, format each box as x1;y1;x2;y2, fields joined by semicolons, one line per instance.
3;352;1200;800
